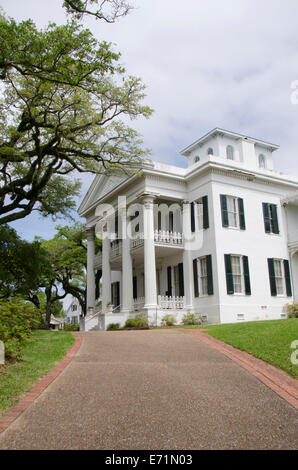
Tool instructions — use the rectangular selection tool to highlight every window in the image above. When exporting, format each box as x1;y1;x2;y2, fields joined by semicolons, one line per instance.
226;145;234;160
174;266;179;296
274;260;284;295
231;256;243;293
169;211;174;232
262;203;279;234
220;195;246;230
193;255;214;297
225;254;251;295
268;259;292;297
194;156;200;163
199;257;208;295
259;154;266;168
72;304;77;312
196;196;209;230
207;147;214;155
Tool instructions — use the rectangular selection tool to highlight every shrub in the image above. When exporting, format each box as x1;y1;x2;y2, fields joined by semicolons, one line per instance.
107;323;120;330
0;298;41;360
63;323;79;331
124;313;148;328
285;302;298;318
161;314;176;326
181;313;202;326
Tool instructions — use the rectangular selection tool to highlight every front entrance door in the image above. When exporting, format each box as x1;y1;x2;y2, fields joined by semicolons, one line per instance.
111;282;120;311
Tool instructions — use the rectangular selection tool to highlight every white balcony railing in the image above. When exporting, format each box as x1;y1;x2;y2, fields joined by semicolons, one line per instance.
154;230;183;246
110;239;122;258
158;295;185;309
131;233;144;249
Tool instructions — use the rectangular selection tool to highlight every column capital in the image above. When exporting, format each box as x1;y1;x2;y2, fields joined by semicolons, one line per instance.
85;227;95;241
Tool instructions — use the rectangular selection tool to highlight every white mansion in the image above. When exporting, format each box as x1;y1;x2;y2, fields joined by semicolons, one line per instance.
78;128;298;330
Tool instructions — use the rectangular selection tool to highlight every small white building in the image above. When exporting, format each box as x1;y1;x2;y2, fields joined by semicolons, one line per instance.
78;128;298;330
65;298;81;325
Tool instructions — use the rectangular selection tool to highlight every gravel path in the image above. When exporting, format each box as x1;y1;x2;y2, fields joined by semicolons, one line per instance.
0;329;297;450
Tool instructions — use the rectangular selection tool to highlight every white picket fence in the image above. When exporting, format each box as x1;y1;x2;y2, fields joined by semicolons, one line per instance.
133;297;145;311
158;295;185;309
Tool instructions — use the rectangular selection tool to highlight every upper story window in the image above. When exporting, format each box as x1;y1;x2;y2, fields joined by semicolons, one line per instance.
262;203;279;234
196;196;209;230
207;147;214;155
259;154;266;168
226;145;234;160
220;195;246;230
194;155;200;163
72;304;77;312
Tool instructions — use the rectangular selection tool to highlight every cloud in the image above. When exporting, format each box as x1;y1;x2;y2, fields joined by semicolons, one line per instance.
2;0;298;239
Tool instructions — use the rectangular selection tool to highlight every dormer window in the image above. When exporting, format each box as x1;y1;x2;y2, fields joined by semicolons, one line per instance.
259;154;266;168
194;156;200;163
226;145;234;160
207;147;214;155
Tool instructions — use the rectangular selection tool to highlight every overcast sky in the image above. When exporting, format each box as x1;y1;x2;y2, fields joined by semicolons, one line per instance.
2;0;298;241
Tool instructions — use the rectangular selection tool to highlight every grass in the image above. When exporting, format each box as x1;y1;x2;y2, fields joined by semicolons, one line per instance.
206;318;298;378
0;330;75;417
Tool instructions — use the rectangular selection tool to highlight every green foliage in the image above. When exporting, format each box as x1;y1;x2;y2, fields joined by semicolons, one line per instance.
207;319;298;378
107;323;120;330
0;298;41;360
0;330;75;416
0;224;47;299
124;313;148;328
285;302;298;318
161;314;176;327
182;313;202;326
0;11;152;225
63;323;79;331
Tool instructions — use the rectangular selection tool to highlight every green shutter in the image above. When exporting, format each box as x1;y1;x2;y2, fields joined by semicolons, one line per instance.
206;255;214;295
242;256;251;295
271;205;280;234
202;196;209;229
224;254;234;294
268;258;277;296
263;203;271;233
178;263;184;297
220;195;229;227
167;266;172;296
193;259;199;297
238;198;246;230
283;260;292;297
191;202;195;232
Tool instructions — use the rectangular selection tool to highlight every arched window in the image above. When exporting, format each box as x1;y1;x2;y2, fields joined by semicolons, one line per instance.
226;145;234;160
207;147;214;155
258;154;266;168
194;155;200;163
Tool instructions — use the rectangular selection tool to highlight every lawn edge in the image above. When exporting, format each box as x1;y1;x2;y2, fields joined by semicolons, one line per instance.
0;332;82;434
183;329;298;410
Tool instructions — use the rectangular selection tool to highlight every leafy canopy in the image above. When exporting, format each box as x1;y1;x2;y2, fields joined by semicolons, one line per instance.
0;2;152;224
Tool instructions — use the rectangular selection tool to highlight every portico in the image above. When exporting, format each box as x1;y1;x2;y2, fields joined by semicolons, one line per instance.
88;194;191;328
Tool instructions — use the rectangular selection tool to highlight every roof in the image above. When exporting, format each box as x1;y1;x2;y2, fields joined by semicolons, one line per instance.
180;128;280;156
50;315;64;325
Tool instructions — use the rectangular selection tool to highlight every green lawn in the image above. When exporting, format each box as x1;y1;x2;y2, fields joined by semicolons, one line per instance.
206;319;298;378
0;330;75;417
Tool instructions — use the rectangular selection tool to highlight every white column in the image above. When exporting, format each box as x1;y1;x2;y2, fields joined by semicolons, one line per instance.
86;228;96;314
182;201;194;309
102;235;111;313
120;209;133;312
143;196;158;309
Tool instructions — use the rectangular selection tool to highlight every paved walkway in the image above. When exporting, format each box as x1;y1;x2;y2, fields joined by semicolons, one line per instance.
0;330;297;450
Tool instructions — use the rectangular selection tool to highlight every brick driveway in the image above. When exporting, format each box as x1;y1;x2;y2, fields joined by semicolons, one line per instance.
0;329;297;450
